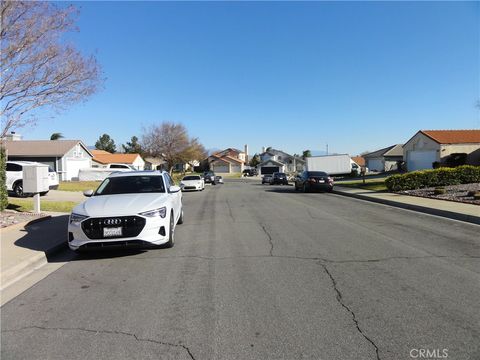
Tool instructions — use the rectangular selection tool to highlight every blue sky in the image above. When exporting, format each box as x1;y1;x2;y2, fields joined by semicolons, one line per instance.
25;1;479;156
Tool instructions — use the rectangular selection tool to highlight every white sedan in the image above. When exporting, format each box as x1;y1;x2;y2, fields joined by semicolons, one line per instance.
68;171;183;252
180;175;205;191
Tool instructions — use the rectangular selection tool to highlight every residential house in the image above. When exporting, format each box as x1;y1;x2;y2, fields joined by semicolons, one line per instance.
403;130;480;171
206;147;247;174
2;139;93;181
91;150;145;170
258;148;305;175
363;144;404;172
144;157;167;171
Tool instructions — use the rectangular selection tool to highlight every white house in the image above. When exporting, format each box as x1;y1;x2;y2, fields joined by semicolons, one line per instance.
3;139;93;181
258;148;305;174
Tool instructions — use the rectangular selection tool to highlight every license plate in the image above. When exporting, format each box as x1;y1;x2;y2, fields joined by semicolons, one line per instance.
103;227;122;237
319;179;325;183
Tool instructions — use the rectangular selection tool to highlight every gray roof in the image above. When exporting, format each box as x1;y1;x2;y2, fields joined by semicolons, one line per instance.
1;140;92;157
363;145;396;158
383;144;404;157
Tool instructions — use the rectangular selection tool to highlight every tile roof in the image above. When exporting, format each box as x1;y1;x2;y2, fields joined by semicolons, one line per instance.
92;153;142;165
421;130;480;144
1;140;91;157
351;156;365;166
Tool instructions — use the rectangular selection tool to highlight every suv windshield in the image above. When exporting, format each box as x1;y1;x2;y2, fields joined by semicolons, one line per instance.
183;175;201;180
95;176;165;195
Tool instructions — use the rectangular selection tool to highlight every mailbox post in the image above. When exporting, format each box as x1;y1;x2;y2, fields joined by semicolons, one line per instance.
23;164;49;213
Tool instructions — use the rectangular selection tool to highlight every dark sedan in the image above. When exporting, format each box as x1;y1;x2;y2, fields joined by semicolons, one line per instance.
271;172;288;185
294;171;334;192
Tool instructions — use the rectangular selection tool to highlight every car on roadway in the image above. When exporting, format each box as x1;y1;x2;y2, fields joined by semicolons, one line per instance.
6;161;59;197
294;171;334;192
67;171;183;252
262;174;273;184
180;175;205;191
242;168;258;177
215;175;224;184
270;172;288;185
202;171;216;184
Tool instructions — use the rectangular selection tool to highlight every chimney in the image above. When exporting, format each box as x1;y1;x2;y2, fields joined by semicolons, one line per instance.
262;146;266;153
244;144;249;164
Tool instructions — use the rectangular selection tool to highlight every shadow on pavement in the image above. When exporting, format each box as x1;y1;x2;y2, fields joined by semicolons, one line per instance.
13;215;149;263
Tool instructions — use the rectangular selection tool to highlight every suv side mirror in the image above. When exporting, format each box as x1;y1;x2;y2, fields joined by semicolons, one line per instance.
169;185;181;193
83;189;94;197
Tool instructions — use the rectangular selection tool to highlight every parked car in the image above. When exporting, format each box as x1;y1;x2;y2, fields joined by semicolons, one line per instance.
215;175;224;184
271;172;288;185
294;171;334;192
262;174;273;184
6;161;59;197
202;171;216;184
242;169;258;177
68;171;183;252
180;175;205;191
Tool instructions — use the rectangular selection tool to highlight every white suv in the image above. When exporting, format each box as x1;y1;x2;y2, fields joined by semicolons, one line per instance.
68;171;183;252
6;161;59;197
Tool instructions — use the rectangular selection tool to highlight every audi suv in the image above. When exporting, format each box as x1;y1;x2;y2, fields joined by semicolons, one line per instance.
68;171;184;251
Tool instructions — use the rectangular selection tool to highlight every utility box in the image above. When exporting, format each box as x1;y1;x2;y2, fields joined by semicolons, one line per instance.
23;164;49;193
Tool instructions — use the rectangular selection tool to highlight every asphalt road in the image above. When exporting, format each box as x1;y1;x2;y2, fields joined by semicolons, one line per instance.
2;180;479;360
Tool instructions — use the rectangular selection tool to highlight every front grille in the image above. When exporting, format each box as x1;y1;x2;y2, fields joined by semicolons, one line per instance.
81;216;146;239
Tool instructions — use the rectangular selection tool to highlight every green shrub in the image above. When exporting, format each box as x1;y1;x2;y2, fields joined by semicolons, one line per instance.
0;146;8;211
385;166;480;192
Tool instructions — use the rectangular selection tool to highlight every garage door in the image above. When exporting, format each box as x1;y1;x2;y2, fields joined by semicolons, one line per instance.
231;165;241;173
213;164;229;173
407;151;437;171
367;158;384;172
261;166;279;175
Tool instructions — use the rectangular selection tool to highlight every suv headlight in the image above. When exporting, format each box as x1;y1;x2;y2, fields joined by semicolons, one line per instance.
70;213;89;225
139;207;167;218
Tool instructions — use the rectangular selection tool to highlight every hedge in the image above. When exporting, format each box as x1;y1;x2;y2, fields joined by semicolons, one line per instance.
385;165;480;192
0;146;8;211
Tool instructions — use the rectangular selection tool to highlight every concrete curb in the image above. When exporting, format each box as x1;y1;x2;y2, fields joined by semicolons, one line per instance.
0;216;68;292
332;189;480;226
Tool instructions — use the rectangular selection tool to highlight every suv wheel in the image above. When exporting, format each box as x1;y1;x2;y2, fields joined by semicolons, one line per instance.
165;212;175;248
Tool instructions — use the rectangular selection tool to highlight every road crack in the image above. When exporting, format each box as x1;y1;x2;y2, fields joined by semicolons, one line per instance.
1;326;196;360
319;263;381;360
260;224;274;256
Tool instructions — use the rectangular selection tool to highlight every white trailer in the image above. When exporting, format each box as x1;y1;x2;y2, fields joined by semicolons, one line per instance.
305;154;352;175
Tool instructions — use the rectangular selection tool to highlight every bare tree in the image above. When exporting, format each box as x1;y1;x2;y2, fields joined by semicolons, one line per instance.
0;1;103;137
142;122;205;174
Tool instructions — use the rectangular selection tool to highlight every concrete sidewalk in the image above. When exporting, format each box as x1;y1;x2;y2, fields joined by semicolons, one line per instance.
333;186;480;225
1;213;69;293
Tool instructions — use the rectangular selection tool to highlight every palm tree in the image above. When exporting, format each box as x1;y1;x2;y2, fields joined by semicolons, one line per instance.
50;132;64;140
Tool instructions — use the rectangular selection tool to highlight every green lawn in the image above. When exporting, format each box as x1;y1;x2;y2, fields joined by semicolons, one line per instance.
7;199;78;213
336;177;388;191
58;181;101;192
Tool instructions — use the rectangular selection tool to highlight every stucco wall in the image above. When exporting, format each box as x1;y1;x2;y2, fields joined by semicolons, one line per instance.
440;144;480;165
